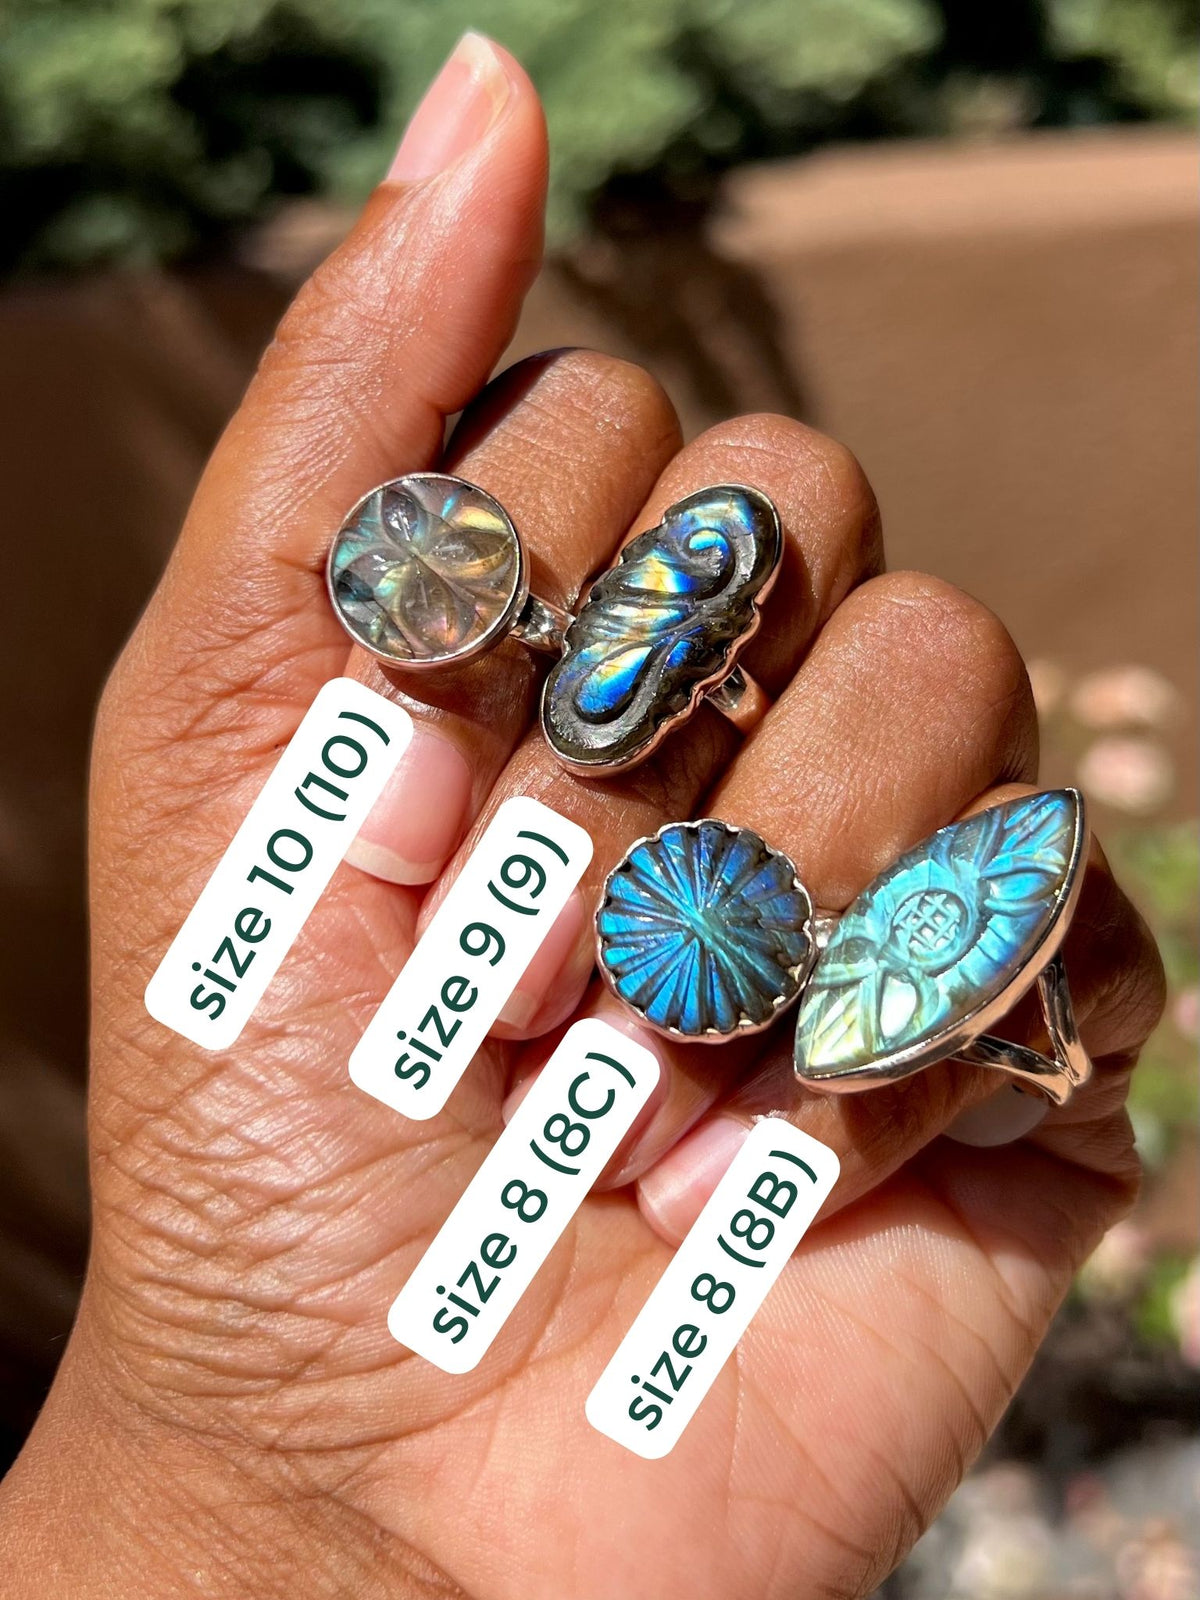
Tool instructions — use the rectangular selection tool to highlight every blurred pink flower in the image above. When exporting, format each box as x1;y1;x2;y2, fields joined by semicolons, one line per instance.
1028;658;1067;718
1070;666;1182;731
1080;1221;1151;1300
1171;1256;1200;1368
1066;1470;1125;1553
1077;736;1174;813
1116;1519;1198;1600
1173;987;1200;1042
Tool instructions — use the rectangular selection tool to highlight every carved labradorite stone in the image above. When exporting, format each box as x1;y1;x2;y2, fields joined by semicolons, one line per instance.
596;819;814;1039
327;475;523;667
541;485;781;771
794;789;1084;1087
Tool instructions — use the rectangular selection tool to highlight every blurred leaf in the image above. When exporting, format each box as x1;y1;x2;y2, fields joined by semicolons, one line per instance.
1134;1251;1192;1344
0;0;1195;270
1107;821;1200;932
1051;0;1200;115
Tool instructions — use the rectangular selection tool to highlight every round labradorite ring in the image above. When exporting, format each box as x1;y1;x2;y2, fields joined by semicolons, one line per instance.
595;819;816;1042
326;473;571;672
325;473;779;773
793;788;1093;1106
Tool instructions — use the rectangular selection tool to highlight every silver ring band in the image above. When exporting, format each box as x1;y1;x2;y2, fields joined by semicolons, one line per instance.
794;788;1092;1107
326;472;779;774
958;952;1091;1105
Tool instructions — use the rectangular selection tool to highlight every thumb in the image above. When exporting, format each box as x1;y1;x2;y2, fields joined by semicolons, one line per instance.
123;32;547;718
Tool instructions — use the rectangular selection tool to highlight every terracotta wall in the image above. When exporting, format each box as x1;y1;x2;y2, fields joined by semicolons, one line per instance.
509;128;1197;807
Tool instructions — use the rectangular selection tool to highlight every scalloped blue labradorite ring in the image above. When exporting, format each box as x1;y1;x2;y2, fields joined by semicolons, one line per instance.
595;819;816;1042
793;789;1093;1106
326;474;780;775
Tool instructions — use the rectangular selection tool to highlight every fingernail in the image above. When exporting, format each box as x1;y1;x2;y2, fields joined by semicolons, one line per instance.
345;726;473;885
387;33;514;185
944;1086;1050;1148
637;1116;751;1245
501;1071;537;1126
493;892;591;1036
501;997;666;1129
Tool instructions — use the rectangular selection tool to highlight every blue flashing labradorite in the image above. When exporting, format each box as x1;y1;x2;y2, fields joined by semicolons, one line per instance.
794;790;1084;1086
597;820;814;1040
542;486;781;771
327;475;521;666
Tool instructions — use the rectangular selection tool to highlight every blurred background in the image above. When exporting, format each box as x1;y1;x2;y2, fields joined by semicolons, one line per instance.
0;1;1196;1592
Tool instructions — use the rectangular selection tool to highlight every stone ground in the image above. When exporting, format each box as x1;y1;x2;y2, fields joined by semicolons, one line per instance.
887;1436;1200;1599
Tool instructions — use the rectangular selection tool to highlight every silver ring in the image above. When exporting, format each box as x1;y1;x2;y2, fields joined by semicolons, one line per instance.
326;473;571;672
595;818;817;1042
793;788;1092;1106
592;790;1092;1108
540;483;781;773
325;473;779;774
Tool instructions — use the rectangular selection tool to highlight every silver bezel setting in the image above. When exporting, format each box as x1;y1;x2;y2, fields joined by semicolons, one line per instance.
594;816;817;1043
325;472;530;672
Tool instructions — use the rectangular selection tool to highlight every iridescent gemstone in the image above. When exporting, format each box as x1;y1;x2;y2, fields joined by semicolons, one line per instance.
327;474;524;667
542;486;781;771
794;790;1084;1087
596;820;814;1039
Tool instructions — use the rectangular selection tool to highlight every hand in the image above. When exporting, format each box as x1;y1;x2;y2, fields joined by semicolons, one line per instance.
0;35;1164;1600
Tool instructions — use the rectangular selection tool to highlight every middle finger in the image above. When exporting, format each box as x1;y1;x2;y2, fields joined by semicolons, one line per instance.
423;411;884;1042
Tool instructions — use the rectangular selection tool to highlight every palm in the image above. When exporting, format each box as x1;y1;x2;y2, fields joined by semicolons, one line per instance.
87;668;1136;1600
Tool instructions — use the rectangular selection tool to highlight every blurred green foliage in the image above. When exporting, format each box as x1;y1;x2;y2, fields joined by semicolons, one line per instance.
0;0;1196;270
1133;1251;1192;1345
1106;821;1199;1163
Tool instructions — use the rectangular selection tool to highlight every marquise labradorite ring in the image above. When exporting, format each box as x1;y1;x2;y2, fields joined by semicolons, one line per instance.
595;790;1093;1106
793;788;1093;1107
325;473;781;775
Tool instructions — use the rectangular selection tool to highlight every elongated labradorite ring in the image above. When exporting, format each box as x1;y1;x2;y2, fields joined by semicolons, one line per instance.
793;789;1093;1106
325;473;780;775
541;484;781;772
595;819;817;1042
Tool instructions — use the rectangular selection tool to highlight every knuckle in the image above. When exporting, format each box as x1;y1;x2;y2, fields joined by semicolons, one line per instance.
1117;952;1169;1055
840;571;1037;779
543;346;670;405
861;570;1029;698
685;415;884;596
265;254;392;381
451;348;682;487
695;413;878;519
253;206;430;430
524;348;680;450
797;426;876;529
1079;868;1168;1055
